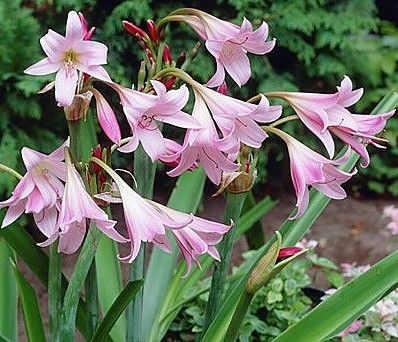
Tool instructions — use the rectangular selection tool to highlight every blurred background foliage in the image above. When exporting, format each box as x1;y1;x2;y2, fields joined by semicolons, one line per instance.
1;0;397;197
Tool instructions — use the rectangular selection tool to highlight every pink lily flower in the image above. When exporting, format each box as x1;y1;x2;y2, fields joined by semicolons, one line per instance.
0;139;69;239
194;83;282;149
149;201;231;274
113;81;200;161
272;76;394;161
330;110;395;167
93;158;231;269
24;11;111;107
53;150;127;254
272;128;356;218
167;90;238;185
170;9;275;87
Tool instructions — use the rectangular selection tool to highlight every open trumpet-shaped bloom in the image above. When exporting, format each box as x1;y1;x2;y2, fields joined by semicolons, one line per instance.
167;91;238;185
273;76;363;157
170;9;275;87
0;140;68;238
113;81;200;161
24;11;111;107
93;159;230;267
195;83;282;149
330;110;395;167
55;151;127;254
273;128;356;218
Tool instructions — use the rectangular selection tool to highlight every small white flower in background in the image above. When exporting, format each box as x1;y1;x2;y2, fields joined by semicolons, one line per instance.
296;238;318;249
383;205;398;235
341;262;371;278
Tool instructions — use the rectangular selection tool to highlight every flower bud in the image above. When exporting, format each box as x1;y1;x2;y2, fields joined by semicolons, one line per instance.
277;247;302;261
162;44;173;65
146;19;159;45
163;76;176;90
217;82;228;95
246;232;282;294
122;20;148;40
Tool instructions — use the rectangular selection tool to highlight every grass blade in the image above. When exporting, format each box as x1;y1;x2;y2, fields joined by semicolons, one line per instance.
91;280;144;342
12;263;46;342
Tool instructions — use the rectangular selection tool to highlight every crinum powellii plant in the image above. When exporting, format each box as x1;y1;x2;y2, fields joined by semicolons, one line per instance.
0;8;396;342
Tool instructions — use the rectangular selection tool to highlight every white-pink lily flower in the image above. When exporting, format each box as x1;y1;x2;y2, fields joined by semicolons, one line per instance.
0;139;69;238
194;82;282;149
113;81;200;161
330;110;395;167
170;9;275;87
149;202;231;274
272;76;394;161
271;128;356;218
167;90;239;185
24;11;111;107
53;150;127;254
93;158;231;269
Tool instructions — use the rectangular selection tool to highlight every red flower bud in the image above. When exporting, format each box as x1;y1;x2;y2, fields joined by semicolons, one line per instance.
146;19;159;44
163;76;176;90
277;247;302;261
122;20;147;40
162;44;173;65
91;145;103;174
217;82;228;95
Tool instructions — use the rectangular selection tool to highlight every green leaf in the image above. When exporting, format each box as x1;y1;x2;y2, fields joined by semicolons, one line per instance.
60;228;100;341
96;235;125;342
0;238;17;341
12;264;46;342
274;251;398;341
91;280;144;342
143;168;206;341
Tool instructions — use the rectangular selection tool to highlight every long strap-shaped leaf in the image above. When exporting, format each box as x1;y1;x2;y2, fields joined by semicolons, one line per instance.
274;251;398;341
200;93;398;341
12;264;46;342
0;238;17;341
91;280;144;342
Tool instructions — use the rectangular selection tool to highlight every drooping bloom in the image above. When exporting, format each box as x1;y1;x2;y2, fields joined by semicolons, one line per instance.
0;139;69;239
112;81;200;161
193;81;282;149
54;150;128;254
329;110;395;167
93;158;230;268
271;127;356;218
24;11;111;107
167;90;239;184
169;9;275;87
271;76;395;160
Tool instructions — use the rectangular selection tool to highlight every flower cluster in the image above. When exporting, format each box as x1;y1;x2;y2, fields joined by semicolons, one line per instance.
0;8;395;266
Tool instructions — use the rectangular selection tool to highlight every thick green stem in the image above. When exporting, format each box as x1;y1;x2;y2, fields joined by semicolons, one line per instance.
202;192;247;333
126;144;156;342
0;163;22;180
49;243;62;342
224;291;253;341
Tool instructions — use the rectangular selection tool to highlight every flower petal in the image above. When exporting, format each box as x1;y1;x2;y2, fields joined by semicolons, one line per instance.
55;67;78;107
24;58;60;76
